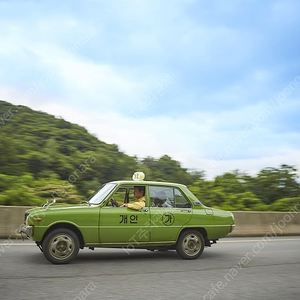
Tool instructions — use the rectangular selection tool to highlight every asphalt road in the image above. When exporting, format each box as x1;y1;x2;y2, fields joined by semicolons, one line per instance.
0;236;299;300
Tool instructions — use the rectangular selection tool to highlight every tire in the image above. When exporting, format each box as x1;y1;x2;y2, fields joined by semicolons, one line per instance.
176;230;205;259
42;228;80;264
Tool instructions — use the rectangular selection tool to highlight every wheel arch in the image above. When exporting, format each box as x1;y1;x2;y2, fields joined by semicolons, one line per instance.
41;223;85;249
177;227;210;246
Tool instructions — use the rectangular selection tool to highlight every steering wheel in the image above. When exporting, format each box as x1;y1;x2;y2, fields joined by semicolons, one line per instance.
110;198;118;207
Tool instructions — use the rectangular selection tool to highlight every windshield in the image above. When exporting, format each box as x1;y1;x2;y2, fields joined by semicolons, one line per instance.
88;183;117;205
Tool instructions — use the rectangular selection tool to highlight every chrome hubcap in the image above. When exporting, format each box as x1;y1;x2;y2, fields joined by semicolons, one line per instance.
182;234;201;256
49;234;74;260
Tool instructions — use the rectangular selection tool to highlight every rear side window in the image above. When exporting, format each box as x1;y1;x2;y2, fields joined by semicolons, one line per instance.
149;186;191;208
149;186;174;207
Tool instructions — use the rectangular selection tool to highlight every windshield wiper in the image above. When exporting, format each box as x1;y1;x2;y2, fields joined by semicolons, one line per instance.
80;200;90;206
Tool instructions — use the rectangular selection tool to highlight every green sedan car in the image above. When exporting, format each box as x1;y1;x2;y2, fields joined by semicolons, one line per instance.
20;173;235;264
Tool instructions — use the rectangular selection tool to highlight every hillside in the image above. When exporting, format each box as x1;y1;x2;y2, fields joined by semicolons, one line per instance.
0;100;299;211
0;100;199;205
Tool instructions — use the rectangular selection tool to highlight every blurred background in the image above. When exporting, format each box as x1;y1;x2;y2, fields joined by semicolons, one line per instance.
1;0;300;210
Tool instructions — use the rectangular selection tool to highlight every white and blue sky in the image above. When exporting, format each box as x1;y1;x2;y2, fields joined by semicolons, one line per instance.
1;0;300;179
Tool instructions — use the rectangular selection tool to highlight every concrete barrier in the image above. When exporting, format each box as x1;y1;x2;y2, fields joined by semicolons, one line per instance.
229;211;300;237
0;206;32;238
1;206;300;238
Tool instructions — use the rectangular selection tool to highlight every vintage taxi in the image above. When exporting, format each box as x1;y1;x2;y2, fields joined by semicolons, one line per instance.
20;172;235;264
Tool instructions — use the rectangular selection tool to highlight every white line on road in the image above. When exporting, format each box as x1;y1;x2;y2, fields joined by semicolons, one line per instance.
219;238;300;243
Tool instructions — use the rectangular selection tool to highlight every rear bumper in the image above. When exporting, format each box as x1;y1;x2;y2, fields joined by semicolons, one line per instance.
230;224;235;233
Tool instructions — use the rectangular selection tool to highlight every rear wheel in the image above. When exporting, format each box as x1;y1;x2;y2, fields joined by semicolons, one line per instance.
176;230;204;259
42;228;80;264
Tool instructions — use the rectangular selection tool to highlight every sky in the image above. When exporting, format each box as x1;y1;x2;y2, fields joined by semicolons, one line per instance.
1;0;300;179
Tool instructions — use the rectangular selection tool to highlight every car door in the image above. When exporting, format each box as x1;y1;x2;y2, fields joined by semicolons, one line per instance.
99;185;150;244
149;186;193;242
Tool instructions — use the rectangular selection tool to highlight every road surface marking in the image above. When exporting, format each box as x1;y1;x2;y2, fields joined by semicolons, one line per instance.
219;238;300;243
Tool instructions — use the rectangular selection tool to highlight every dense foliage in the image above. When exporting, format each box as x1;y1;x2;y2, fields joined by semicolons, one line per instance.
188;166;300;211
0;100;299;211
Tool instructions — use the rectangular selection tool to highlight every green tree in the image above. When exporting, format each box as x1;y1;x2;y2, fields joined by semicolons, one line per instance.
219;191;266;211
140;155;203;185
250;164;300;205
214;171;248;194
188;179;215;207
0;136;21;175
269;197;300;212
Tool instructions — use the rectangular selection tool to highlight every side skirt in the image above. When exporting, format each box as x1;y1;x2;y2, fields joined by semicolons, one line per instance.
85;241;176;249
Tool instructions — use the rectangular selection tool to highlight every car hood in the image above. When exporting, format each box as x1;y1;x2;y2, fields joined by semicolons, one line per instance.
26;203;92;215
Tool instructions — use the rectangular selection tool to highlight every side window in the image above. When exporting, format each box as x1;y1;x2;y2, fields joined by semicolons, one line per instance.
175;188;191;208
107;187;127;206
149;186;174;208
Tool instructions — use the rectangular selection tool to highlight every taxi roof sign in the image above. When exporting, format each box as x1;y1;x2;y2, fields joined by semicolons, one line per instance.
132;172;145;181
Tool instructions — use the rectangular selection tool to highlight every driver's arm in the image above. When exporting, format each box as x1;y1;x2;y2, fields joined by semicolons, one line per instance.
127;201;145;210
110;198;122;206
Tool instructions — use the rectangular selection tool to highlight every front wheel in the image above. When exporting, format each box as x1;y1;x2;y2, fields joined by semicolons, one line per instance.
176;230;205;259
42;228;80;264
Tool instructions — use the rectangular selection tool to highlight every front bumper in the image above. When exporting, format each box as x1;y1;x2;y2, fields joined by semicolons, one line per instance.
20;225;33;239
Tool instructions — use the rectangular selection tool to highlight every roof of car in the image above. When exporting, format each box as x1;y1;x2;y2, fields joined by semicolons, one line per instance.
109;180;187;188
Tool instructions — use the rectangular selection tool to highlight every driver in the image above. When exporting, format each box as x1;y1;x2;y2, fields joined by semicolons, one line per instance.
111;186;146;210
